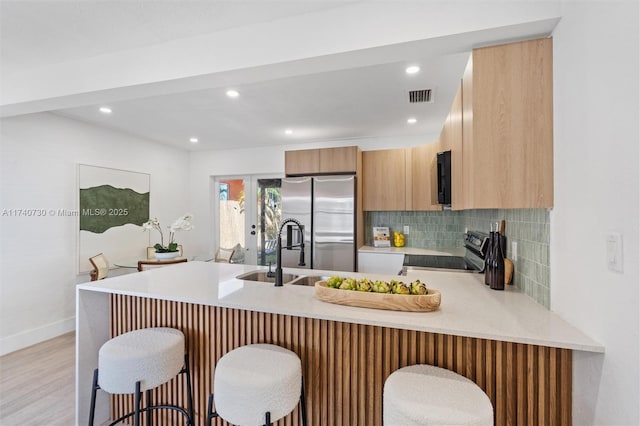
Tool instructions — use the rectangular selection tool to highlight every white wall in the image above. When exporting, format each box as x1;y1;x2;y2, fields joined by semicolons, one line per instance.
0;113;189;355
551;1;639;424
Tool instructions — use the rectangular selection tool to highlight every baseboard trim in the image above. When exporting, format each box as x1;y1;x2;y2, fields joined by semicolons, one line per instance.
0;317;76;356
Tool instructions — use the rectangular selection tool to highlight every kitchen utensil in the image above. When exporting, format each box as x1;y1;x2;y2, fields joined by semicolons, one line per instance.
505;258;514;284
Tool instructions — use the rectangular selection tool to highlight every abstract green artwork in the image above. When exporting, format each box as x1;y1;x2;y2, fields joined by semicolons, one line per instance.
78;164;150;273
79;185;149;233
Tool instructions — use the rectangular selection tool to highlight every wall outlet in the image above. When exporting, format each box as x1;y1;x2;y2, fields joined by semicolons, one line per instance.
512;241;518;261
403;225;410;235
607;232;623;272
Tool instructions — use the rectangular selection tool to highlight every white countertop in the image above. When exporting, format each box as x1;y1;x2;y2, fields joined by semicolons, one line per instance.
359;245;466;256
77;261;603;353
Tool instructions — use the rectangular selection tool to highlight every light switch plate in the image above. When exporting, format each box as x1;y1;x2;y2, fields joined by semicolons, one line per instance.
606;232;623;272
512;241;518;261
403;225;410;235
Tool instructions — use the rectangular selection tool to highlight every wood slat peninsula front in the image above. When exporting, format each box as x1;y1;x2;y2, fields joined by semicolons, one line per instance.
109;294;572;426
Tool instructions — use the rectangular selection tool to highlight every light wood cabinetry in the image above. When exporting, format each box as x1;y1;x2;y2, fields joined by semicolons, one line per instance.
430;82;462;210
449;82;464;210
285;149;320;175
463;38;554;208
362;149;409;211
285;146;358;176
364;144;442;212
462;55;475;209
410;143;441;211
319;146;358;174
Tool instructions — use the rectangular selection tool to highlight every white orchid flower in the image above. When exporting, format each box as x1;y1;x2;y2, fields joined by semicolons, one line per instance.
143;214;193;250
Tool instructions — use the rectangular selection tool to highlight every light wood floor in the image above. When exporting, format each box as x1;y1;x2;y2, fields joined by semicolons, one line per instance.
0;332;75;426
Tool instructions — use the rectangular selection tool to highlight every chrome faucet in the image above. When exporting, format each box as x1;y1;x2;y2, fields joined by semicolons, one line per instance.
275;218;306;287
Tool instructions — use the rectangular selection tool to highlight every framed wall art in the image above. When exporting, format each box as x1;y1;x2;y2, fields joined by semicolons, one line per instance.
78;164;150;273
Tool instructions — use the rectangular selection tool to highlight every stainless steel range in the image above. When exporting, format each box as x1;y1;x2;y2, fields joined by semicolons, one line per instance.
402;231;490;274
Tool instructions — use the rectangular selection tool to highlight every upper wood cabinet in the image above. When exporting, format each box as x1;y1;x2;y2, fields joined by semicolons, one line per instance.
410;143;441;211
362;149;409;211
363;145;441;211
285;146;358;176
285;149;320;175
436;82;464;210
449;82;464;210
463;38;554;208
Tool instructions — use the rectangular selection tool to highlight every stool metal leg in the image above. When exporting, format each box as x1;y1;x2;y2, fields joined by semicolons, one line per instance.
134;381;141;426
145;389;152;426
183;354;194;425
300;376;307;426
88;369;99;426
206;393;219;426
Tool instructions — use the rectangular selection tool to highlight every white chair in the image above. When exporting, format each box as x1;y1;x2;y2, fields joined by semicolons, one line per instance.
89;253;109;281
384;364;493;426
88;327;194;426
206;343;306;426
214;248;235;263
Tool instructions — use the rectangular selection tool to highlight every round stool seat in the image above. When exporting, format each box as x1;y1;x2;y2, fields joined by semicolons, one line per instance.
98;327;185;394
214;343;301;425
384;365;493;426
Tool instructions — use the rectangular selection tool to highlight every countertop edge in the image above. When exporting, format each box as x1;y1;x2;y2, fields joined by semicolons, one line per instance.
77;262;605;354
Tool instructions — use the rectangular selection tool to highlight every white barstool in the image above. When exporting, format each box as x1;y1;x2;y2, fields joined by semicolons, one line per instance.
88;327;194;426
384;365;493;426
206;343;307;426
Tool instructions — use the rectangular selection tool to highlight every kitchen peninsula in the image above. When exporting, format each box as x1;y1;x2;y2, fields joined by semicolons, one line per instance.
76;261;602;426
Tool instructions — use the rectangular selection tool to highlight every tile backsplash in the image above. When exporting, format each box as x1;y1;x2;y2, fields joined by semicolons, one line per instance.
365;209;550;308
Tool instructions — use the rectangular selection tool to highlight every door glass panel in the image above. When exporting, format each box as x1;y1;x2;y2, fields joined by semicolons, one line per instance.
256;179;281;266
218;179;245;264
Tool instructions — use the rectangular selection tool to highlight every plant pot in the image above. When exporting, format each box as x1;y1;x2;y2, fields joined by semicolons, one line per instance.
155;251;180;260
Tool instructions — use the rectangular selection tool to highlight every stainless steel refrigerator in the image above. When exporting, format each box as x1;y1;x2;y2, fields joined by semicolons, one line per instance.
280;175;356;272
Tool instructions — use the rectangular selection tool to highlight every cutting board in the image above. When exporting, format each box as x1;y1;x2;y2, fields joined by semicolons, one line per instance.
314;281;441;312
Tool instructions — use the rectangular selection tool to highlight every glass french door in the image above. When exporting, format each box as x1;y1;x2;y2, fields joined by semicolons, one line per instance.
214;175;281;265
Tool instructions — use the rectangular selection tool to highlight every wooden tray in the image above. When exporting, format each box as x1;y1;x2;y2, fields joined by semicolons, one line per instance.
314;281;441;312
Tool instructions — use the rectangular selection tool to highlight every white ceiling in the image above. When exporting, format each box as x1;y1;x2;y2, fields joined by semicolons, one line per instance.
54;53;470;150
0;1;349;72
0;1;555;151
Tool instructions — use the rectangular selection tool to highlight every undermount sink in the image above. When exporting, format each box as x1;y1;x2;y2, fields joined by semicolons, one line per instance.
288;275;330;286
235;270;330;286
236;270;299;284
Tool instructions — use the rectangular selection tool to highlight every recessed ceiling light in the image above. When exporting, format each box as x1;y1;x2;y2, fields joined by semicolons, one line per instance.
405;66;420;75
189;137;199;143
407;117;417;124
284;129;293;135
99;106;112;114
226;89;239;98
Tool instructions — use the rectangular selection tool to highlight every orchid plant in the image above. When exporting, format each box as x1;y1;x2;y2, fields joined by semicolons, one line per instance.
143;213;194;253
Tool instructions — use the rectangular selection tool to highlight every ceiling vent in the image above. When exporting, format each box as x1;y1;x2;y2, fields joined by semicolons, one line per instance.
409;89;433;103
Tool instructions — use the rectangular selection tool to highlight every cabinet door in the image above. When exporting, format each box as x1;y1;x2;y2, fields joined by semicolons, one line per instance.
285;149;320;176
363;149;406;211
449;82;464;210
411;143;441;211
319;146;358;173
358;252;405;275
462;55;475;209
470;38;553;208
